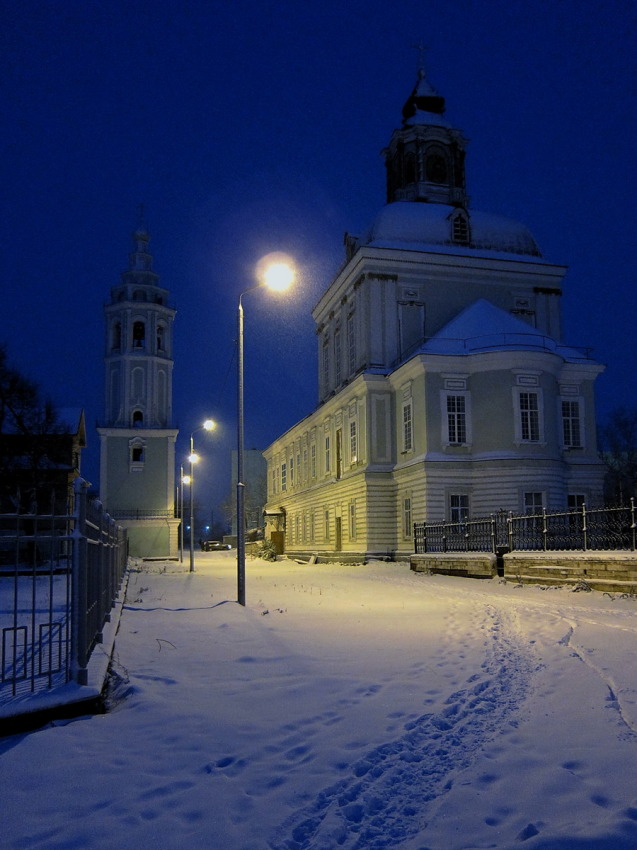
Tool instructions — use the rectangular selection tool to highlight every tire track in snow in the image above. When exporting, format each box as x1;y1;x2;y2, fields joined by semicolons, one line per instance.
269;602;534;850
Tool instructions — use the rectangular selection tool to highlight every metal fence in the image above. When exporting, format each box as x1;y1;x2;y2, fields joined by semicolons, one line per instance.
414;500;637;555
0;478;127;705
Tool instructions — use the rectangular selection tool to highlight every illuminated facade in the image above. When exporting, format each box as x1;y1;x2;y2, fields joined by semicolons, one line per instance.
263;70;605;561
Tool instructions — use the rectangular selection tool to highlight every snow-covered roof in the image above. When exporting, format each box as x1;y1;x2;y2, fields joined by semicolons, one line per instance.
361;202;542;258
422;299;592;361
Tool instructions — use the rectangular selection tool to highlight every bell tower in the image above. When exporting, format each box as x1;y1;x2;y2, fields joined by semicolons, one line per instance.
383;67;470;208
98;226;180;558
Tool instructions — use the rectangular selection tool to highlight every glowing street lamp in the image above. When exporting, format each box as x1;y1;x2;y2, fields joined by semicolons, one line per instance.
189;419;216;572
179;467;191;564
237;252;295;606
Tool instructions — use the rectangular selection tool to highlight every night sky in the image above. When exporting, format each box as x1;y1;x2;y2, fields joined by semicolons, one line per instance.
2;0;636;521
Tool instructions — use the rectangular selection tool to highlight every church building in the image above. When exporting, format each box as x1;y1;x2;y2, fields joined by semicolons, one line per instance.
262;68;606;562
97;228;180;557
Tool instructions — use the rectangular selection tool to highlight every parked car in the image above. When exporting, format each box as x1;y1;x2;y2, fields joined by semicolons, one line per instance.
202;540;231;551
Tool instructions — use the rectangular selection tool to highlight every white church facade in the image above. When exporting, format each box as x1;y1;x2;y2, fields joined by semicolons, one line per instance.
262;69;606;562
97;228;180;558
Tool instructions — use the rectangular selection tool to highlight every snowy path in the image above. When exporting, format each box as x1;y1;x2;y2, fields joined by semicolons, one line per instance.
271;600;534;849
2;554;637;850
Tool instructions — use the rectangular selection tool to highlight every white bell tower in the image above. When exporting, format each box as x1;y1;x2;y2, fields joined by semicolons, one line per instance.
98;226;180;557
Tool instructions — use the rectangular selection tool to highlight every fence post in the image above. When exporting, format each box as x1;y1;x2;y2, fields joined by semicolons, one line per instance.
582;502;588;552
542;507;548;551
71;477;89;686
507;511;514;551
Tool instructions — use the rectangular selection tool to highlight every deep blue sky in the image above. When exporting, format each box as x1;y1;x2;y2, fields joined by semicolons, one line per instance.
2;0;636;521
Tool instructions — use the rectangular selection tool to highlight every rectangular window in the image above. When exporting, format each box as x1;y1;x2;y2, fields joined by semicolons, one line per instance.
347;314;356;375
562;400;581;447
449;494;469;523
303;448;308;482
310;444;316;478
568;494;586;510
289;456;294;487
281;462;287;492
349;500;356;540
325;435;331;474
403;497;412;538
447;395;467;444
334;330;342;386
309;510;315;542
519;392;540;442
324;509;330;541
349;420;358;464
524;492;543;512
402;401;413;452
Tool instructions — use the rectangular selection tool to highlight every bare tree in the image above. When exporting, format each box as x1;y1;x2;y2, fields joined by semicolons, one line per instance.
599;406;637;504
0;345;67;510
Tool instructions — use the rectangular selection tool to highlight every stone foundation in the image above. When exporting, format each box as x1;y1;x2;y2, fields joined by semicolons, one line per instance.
503;551;637;592
410;552;496;579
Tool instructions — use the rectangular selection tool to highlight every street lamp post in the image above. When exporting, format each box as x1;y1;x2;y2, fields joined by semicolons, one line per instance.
188;419;216;573
179;464;187;563
237;253;295;606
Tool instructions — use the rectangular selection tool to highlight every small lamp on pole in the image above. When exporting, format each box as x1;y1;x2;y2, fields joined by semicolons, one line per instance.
189;419;216;573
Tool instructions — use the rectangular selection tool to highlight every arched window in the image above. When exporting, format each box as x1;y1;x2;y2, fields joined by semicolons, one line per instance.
133;321;145;348
132;410;144;427
157;324;165;352
129;437;146;468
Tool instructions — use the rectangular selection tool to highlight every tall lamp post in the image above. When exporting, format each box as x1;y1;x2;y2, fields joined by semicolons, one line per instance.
189;419;216;573
179;467;190;564
237;253;295;606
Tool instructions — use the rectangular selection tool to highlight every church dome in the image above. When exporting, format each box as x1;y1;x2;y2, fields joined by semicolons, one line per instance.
360;201;542;258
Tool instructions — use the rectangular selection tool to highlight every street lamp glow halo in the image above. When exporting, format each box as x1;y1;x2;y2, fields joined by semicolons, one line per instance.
182;475;191;485
256;252;295;292
188;452;200;464
202;419;216;431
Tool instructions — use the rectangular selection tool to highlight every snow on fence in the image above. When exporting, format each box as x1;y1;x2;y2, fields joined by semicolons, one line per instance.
0;479;127;707
414;500;637;555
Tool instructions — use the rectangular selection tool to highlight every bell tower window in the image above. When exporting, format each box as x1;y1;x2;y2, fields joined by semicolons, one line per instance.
133;321;146;348
132;410;144;427
426;153;448;184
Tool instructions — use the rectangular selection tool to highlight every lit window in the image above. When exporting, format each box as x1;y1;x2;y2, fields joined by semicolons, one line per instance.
349;420;358;464
325;436;331;474
281;462;287;492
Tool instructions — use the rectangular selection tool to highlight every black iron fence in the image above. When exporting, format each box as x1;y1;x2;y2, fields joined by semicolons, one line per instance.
0;478;128;706
414;500;637;555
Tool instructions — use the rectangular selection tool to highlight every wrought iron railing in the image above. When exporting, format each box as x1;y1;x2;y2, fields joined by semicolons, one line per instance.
0;479;128;708
414;500;636;554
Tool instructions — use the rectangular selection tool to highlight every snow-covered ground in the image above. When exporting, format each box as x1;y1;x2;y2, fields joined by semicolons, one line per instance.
2;552;637;850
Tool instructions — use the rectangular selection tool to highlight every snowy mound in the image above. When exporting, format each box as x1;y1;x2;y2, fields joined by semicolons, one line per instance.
361;202;542;258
